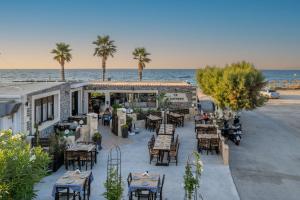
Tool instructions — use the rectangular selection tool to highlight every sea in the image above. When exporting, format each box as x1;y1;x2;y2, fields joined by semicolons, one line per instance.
0;69;299;85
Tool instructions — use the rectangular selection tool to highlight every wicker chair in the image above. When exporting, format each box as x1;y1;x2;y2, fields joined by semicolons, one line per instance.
78;150;94;170
170;134;179;151
148;142;159;164
64;151;77;170
198;138;210;155
168;143;179;165
210;138;220;154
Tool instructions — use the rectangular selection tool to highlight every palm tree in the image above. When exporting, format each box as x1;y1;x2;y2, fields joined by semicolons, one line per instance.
133;47;151;81
93;35;117;81
51;43;72;81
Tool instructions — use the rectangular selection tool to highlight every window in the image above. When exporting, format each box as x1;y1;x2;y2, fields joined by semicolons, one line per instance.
35;95;55;125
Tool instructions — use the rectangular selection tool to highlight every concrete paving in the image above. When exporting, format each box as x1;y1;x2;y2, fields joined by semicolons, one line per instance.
230;90;300;200
35;120;239;200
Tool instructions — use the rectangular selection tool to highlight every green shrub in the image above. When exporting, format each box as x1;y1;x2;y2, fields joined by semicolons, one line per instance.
0;129;50;200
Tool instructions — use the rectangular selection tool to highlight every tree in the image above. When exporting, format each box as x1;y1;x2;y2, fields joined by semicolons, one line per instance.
196;61;266;111
0;129;50;200
132;47;151;81
93;35;117;81
51;43;72;81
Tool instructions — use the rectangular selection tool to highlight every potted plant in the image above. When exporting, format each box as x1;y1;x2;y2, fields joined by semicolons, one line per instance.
92;132;102;150
121;124;128;138
49;134;66;172
126;116;133;132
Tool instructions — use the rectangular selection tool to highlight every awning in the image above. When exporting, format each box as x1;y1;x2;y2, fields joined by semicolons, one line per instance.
0;101;22;118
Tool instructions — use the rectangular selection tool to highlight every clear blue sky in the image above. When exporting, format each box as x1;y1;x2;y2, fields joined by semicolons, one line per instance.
0;0;299;69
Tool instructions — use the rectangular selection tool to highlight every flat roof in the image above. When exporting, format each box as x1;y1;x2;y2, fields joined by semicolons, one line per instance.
89;81;193;87
0;82;65;97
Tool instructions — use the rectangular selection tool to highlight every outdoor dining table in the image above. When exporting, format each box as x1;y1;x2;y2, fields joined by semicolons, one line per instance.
52;170;93;200
146;115;162;130
153;135;172;166
158;124;175;136
128;172;160;199
197;133;219;139
168;112;184;127
195;124;217;133
65;143;97;169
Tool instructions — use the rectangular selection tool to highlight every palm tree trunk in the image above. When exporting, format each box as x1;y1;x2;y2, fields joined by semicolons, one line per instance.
102;58;106;81
138;62;143;81
61;62;65;81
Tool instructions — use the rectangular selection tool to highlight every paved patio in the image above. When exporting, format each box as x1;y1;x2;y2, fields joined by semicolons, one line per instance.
35;120;239;200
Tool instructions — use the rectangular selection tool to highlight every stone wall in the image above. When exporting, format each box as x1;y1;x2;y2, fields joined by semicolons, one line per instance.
26;83;71;137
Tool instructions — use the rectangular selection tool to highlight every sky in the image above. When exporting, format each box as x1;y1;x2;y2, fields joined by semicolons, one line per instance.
0;0;299;69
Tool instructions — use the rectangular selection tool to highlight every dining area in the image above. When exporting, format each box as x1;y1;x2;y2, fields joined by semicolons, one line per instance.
64;142;97;171
52;170;93;200
127;172;165;200
148;133;180;166
145;114;163;131
196;123;220;155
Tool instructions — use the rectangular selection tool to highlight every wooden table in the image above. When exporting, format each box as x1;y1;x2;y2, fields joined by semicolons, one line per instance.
197;133;219;139
158;124;175;136
65;144;97;170
168;112;184;127
52;170;93;199
153;135;172;166
195;124;217;133
128;173;160;199
146;115;162;131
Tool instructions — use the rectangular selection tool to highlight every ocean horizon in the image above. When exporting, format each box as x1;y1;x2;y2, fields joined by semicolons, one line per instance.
0;69;299;84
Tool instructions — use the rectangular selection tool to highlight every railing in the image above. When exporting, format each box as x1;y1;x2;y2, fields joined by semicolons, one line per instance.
267;79;300;89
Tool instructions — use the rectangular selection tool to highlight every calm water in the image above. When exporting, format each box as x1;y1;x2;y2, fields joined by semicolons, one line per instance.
0;69;299;85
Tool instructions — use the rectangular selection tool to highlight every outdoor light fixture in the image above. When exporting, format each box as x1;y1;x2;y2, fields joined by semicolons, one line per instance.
64;129;70;136
79;120;84;127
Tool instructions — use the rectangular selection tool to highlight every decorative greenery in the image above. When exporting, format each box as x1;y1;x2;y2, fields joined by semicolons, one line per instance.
112;104;122;113
132;47;151;81
92;132;102;143
93;35;117;81
121;124;128;129
51;42;72;81
91;92;105;98
49;134;66;157
0;129;50;200
184;152;203;200
196;61;266;111
103;168;123;200
157;93;170;111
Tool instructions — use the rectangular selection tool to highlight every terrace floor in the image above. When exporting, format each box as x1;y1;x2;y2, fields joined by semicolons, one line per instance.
35;120;239;200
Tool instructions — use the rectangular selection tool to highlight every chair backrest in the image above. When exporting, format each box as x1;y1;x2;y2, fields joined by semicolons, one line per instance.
176;143;180;155
160;174;165;190
210;138;219;145
175;134;179;145
127;173;132;186
199;138;210;146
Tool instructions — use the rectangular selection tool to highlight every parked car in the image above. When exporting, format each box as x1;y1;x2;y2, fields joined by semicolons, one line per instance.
260;89;280;99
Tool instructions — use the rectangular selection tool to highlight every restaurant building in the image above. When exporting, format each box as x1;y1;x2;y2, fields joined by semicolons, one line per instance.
0;81;197;136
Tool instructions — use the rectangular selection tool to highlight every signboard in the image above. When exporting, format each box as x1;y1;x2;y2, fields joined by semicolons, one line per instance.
165;93;188;102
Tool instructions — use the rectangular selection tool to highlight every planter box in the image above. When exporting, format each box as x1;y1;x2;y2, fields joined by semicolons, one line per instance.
49;153;64;172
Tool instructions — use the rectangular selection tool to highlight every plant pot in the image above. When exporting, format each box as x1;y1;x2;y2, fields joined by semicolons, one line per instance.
96;139;102;150
122;127;128;138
